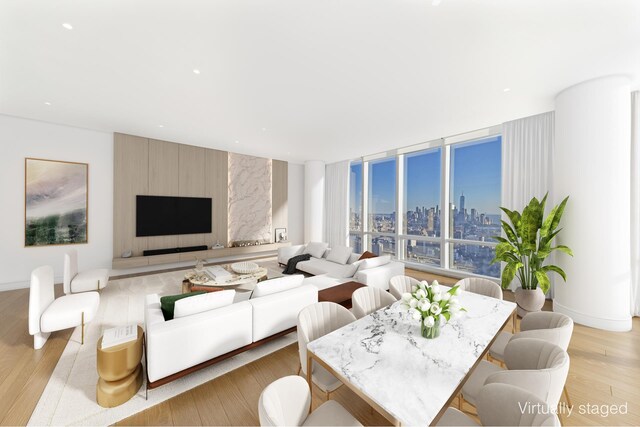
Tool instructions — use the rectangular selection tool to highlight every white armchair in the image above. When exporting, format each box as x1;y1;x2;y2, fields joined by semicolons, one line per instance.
64;249;110;294
352;286;397;319
389;275;420;300
29;265;100;349
455;277;503;300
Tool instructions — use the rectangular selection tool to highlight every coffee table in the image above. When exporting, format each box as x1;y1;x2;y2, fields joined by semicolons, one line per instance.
182;263;269;300
318;281;366;309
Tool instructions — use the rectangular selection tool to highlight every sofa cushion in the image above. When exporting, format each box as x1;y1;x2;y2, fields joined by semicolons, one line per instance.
252;275;304;298
325;245;353;265
358;251;377;260
297;258;356;278
304;242;329;259
360;254;391;270
174;290;235;319
160;291;206;320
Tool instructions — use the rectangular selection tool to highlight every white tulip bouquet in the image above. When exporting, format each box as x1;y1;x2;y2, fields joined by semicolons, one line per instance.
401;280;467;339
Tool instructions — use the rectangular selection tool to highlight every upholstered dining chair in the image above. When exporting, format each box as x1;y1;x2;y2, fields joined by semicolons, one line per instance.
459;338;570;411
488;311;574;404
64;249;110;294
455;277;503;300
438;383;560;426
297;302;356;401
258;375;361;426
352;286;397;319
388;275;421;300
29;265;100;349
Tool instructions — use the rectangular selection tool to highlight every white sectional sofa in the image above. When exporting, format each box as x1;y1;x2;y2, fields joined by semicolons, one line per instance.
278;243;404;291
145;275;317;385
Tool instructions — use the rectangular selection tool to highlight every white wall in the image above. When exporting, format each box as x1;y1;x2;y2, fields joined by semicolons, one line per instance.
287;163;305;245
0;115;113;291
304;160;325;242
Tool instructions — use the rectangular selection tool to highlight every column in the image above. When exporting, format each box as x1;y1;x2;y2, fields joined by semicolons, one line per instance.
304;160;325;242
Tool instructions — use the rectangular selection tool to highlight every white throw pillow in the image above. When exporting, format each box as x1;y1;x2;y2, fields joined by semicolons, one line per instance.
325;245;353;265
304;242;329;259
359;255;391;270
251;275;304;298
174;290;235;318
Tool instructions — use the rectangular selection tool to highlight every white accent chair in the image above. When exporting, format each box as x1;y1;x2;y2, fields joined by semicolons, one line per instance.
438;383;560;426
389;275;420;300
64;249;110;294
460;338;570;410
455;277;503;300
352;286;397;319
258;375;362;426
489;311;574;404
29;265;100;349
297;302;356;400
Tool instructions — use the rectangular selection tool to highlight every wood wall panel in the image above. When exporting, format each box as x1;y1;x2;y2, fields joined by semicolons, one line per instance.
147;139;180;251
272;160;288;242
178;144;206;249
113;133;148;257
205;149;229;246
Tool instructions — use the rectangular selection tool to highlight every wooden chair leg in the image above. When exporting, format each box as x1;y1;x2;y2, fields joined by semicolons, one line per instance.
458;394;462;410
563;385;572;407
81;311;85;345
297;363;301;375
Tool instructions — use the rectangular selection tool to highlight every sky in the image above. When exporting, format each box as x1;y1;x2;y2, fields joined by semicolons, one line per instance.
351;136;502;215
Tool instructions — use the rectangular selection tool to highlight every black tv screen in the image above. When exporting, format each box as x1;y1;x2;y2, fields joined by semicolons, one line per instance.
136;195;212;237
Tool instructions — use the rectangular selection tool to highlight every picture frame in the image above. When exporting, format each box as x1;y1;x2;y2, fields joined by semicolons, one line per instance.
274;228;287;243
25;157;89;247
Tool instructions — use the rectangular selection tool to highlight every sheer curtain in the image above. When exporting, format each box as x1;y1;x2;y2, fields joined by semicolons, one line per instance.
324;160;350;248
631;91;640;316
502;111;555;291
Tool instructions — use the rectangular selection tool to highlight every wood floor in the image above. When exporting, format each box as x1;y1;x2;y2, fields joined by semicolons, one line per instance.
1;270;639;426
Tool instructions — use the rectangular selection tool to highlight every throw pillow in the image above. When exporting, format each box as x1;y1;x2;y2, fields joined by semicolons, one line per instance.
251;274;304;298
304;241;329;259
326;245;353;265
160;291;206;321
360;254;391;270
358;251;377;260
174;290;236;319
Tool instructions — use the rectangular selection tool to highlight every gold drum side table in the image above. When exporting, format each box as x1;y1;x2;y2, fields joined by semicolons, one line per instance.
96;325;144;407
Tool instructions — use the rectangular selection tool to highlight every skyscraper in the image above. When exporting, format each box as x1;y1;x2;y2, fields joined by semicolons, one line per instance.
459;192;465;212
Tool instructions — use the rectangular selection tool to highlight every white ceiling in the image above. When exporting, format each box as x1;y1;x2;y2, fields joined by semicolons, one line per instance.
1;0;639;163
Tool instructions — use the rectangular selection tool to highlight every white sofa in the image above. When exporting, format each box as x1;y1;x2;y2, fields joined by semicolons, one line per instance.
145;275;317;384
278;243;404;291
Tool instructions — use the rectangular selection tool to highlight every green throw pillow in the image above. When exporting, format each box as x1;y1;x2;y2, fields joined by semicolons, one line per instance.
160;291;206;321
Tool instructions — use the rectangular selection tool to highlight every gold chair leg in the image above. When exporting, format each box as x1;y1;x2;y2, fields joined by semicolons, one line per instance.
81;311;85;345
563;385;572;407
512;311;517;333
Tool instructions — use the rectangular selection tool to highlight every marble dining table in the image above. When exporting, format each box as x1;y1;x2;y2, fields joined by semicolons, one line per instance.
306;289;517;426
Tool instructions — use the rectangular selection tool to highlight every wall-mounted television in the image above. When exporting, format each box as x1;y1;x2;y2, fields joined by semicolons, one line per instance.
136;195;212;237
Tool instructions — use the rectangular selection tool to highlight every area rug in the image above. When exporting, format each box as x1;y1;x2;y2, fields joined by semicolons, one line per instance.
28;259;294;426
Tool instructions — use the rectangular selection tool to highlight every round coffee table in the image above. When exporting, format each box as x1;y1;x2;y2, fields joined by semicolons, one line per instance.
96;325;144;407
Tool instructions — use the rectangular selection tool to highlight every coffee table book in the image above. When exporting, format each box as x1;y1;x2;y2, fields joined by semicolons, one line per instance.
101;324;137;349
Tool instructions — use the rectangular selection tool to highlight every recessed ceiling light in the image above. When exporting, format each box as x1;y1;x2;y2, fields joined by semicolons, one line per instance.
262;127;267;131
158;124;164;128
235;140;240;144
503;88;511;92
44;101;51;106
432;0;442;6
62;23;73;30
193;69;201;75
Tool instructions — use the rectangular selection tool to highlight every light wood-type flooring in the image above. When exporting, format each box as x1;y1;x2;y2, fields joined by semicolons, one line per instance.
0;269;638;426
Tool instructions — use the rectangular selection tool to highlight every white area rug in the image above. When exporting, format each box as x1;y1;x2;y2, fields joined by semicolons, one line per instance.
28;260;294;426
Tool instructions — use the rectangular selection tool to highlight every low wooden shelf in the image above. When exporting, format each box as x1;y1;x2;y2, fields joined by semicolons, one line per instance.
112;241;291;269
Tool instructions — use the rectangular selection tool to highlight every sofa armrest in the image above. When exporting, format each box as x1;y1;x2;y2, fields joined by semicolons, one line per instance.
354;261;405;291
277;244;306;264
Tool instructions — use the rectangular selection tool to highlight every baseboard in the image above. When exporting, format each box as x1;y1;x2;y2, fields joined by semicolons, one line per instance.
553;300;632;332
0;275;64;292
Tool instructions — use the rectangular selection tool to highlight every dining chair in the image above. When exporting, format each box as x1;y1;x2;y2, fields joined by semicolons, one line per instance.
488;311;574;404
455;277;503;300
438;383;560;426
29;265;100;349
352;286;397;319
460;338;569;410
388;275;420;300
297;302;356;401
258;375;362;426
64;249;110;294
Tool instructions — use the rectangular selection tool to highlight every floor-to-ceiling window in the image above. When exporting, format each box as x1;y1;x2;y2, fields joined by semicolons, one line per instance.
347;129;502;279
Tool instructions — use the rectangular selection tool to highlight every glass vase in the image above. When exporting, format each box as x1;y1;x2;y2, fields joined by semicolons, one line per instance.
421;317;441;339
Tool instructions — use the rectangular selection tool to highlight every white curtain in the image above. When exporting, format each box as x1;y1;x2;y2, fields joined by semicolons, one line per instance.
502;111;555;291
324;160;350;248
631;91;640;316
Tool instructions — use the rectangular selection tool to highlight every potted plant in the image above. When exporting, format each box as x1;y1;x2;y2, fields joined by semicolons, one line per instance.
491;194;572;316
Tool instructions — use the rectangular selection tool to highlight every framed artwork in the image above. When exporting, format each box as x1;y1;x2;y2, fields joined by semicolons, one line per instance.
25;158;89;247
275;228;287;242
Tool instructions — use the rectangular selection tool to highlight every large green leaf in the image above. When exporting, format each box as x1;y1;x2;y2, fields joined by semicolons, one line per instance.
501;220;520;245
542;196;569;237
500;207;521;231
542;265;567;282
520;197;543;249
534;270;551;294
501;261;523;289
551;245;574;256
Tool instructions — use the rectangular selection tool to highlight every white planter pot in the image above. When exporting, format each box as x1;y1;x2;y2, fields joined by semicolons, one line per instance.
514;287;545;317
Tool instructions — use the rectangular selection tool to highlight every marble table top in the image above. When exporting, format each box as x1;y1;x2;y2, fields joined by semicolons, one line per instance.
307;290;516;426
